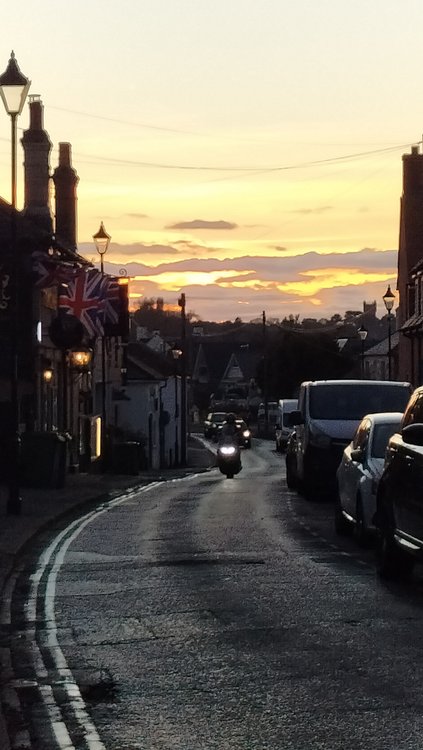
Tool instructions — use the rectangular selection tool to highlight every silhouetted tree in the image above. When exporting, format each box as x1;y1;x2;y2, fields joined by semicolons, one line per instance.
257;330;353;398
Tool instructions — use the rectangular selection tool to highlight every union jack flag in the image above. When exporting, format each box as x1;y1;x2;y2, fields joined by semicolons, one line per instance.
33;251;81;288
102;276;120;326
58;269;104;337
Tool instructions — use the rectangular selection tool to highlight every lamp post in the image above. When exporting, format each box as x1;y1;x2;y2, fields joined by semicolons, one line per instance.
93;222;111;469
178;293;187;466
383;285;395;380
0;52;30;515
171;348;182;466
357;325;368;379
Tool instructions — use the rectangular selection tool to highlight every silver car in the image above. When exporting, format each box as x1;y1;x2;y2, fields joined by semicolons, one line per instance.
334;412;403;546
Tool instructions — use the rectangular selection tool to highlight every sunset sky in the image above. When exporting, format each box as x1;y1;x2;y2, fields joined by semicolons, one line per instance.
2;1;423;321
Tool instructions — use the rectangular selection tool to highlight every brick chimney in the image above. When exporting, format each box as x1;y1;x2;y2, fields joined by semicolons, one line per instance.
397;145;423;326
21;95;53;232
52;142;79;250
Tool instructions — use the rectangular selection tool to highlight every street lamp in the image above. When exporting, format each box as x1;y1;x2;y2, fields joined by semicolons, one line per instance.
0;52;30;515
172;348;182;466
383;285;395;380
178;293;187;466
93;222;111;468
357;325;368;379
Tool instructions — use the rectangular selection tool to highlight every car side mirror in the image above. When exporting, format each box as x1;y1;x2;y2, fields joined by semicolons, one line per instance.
402;423;423;446
350;447;363;463
288;410;303;426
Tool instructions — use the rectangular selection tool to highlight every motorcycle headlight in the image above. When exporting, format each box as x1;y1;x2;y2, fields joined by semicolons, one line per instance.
219;446;236;456
243;430;251;438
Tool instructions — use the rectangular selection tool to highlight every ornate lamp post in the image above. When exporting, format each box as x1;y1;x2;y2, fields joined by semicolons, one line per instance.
383;285;395;380
357;325;368;379
0;52;30;515
93;222;111;468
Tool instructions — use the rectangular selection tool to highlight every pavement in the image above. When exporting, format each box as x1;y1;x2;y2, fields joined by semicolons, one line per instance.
0;434;215;749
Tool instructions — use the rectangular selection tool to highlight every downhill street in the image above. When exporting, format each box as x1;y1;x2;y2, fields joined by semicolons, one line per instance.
7;440;423;750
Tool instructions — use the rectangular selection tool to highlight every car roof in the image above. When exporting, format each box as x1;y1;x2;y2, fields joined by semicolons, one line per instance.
360;411;403;425
304;380;411;387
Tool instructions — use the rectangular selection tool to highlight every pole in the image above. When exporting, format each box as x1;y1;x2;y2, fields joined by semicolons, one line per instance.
361;341;364;379
7;112;21;515
100;255;107;469
179;293;187;466
262;310;268;437
387;313;392;380
174;369;179;466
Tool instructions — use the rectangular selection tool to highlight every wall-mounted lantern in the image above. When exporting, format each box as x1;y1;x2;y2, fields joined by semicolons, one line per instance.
68;346;93;373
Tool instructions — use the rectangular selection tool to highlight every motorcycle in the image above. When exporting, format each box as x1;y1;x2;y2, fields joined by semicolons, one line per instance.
216;438;242;479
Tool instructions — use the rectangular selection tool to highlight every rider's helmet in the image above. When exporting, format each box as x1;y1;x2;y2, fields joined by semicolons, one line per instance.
226;413;236;424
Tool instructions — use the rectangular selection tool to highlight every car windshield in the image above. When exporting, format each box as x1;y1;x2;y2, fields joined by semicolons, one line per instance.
309;384;410;420
371;421;401;458
212;413;227;423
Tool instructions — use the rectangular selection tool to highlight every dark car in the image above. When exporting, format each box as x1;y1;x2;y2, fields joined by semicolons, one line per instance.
235;419;252;448
216;418;252;448
375;386;423;579
203;412;227;440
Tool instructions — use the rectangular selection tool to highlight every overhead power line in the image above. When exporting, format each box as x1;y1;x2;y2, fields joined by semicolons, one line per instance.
73;141;418;174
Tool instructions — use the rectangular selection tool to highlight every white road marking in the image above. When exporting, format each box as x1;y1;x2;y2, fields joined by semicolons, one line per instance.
23;481;162;749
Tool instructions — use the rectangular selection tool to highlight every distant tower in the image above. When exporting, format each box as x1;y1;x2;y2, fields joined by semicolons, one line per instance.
21;95;53;232
52;142;79;250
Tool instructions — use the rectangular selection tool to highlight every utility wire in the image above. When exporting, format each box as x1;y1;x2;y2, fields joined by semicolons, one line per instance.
72;141;417;173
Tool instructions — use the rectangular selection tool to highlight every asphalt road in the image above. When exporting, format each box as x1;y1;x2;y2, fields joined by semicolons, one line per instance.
9;439;423;749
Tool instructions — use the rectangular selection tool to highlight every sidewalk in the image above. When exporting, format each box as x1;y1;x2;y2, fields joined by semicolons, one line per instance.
0;435;214;749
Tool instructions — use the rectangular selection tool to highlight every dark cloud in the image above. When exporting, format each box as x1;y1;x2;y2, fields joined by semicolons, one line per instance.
102;246;398;321
79;242;182;258
125;213;149;219
290;206;333;215
166;219;238;230
274;245;288;252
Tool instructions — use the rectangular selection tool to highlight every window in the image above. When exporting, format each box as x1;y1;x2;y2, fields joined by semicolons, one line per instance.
402;392;423;427
309;384;411;420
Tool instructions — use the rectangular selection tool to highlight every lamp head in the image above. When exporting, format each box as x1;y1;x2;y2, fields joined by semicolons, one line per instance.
68;346;93;373
383;285;395;312
357;325;368;342
93;221;111;257
0;51;31;115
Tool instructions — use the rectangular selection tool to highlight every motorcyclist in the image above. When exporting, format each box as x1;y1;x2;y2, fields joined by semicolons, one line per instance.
219;413;239;443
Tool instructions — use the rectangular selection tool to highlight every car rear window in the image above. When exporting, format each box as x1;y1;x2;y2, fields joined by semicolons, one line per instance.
371;422;401;458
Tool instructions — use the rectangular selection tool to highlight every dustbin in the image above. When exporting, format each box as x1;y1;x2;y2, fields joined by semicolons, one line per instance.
110;442;141;475
21;432;68;489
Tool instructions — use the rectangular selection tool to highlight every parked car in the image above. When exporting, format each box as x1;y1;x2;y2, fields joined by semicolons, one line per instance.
285;430;298;490
216;418;252;448
203;412;227;439
334;412;403;546
275;399;298;453
375;386;423;579
235;419;252;448
288;379;412;500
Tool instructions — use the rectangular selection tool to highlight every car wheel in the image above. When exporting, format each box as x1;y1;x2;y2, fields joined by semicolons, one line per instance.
377;529;414;581
334;497;353;536
354;497;369;548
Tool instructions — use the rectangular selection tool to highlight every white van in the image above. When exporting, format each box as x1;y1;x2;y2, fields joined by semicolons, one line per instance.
275;399;298;452
289;379;412;499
